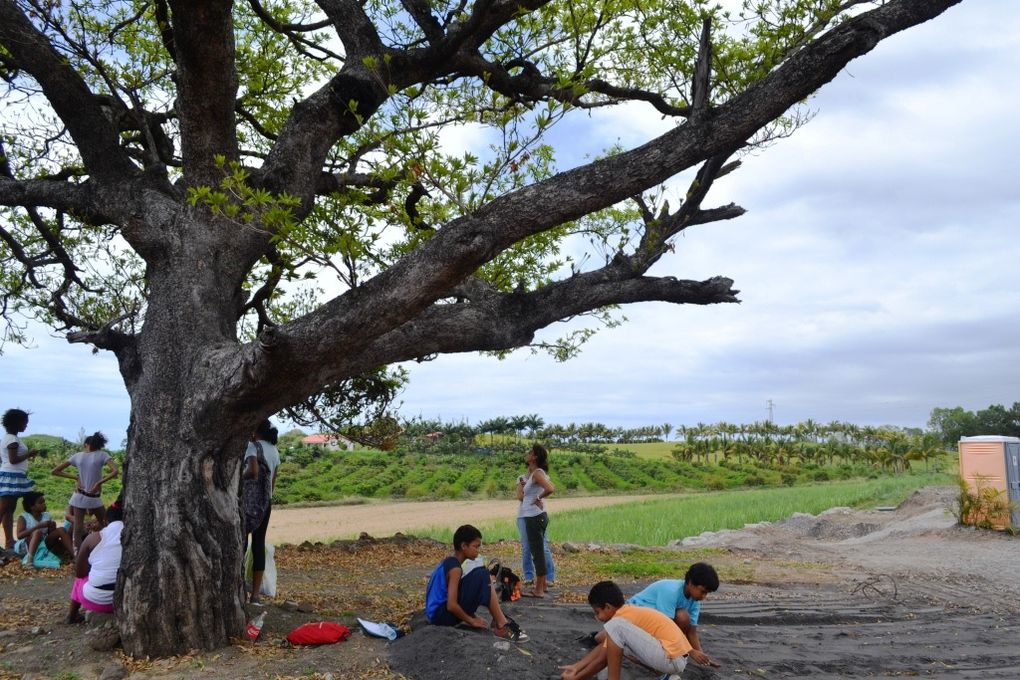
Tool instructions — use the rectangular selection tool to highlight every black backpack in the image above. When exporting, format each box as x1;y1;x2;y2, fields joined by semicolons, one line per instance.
242;441;272;533
488;560;521;603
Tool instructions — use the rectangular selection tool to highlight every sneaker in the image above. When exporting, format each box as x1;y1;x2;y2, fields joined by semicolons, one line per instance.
492;616;529;642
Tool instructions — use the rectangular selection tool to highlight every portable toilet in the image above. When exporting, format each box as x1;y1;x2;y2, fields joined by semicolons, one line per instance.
958;435;1020;529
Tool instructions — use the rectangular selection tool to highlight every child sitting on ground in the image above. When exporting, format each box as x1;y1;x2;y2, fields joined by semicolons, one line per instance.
560;581;691;680
67;504;123;624
424;524;528;642
14;492;73;567
590;562;720;668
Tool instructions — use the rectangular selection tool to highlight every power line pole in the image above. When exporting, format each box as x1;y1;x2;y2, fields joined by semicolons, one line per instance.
766;399;774;424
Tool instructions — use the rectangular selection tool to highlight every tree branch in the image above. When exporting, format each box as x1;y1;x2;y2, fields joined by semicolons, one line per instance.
0;176;108;220
229;0;960;409
0;0;138;182
167;0;239;183
690;18;712;123
379;272;740;362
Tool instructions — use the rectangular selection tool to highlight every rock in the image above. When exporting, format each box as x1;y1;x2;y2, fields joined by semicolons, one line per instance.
87;623;121;652
561;541;582;553
30;626;45;636
281;600;300;611
296;601;315;613
358;531;376;542
99;664;130;680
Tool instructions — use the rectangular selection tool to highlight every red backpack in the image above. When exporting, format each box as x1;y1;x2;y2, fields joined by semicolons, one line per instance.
286;622;351;646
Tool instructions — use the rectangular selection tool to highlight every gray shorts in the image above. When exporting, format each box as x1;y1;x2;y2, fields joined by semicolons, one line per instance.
600;617;688;677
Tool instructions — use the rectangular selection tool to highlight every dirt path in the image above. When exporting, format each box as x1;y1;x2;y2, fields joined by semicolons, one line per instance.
267;493;672;543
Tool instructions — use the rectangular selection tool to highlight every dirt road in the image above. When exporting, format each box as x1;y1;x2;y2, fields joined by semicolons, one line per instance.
267;493;671;543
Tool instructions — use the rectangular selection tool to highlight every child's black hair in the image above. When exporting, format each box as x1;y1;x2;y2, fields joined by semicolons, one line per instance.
588;580;625;608
107;505;124;523
452;524;481;551
685;562;720;592
255;419;279;445
85;431;108;450
22;491;44;512
2;408;29;433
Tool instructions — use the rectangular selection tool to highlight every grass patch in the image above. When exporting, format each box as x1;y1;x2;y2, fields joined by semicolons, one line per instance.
609;441;677;460
415;473;952;547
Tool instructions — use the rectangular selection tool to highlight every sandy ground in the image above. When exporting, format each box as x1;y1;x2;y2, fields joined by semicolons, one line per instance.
3;486;1019;679
267;494;671;543
388;487;1020;680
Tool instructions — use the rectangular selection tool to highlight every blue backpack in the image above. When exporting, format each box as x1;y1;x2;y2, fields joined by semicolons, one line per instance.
424;560;450;622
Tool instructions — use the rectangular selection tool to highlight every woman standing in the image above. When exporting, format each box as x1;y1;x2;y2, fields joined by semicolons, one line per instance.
516;443;555;598
52;431;119;550
242;419;280;604
1;409;41;551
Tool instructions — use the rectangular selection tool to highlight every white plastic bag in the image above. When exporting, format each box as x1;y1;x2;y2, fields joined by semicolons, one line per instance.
245;543;277;597
261;543;277;597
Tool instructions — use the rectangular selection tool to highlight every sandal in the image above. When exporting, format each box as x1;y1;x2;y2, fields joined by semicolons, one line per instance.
492;616;529;642
522;590;545;598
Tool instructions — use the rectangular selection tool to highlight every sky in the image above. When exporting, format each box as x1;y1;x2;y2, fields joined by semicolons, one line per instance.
2;0;1017;447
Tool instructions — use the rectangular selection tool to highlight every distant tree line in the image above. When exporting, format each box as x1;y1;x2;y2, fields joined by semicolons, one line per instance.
927;403;1020;446
399;415;673;447
670;420;942;473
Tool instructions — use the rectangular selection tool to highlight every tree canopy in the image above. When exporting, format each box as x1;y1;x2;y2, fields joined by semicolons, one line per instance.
0;0;962;657
928;403;1020;446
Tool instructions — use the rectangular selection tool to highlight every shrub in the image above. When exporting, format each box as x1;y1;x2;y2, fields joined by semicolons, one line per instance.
404;484;429;499
703;475;727;491
956;477;1016;530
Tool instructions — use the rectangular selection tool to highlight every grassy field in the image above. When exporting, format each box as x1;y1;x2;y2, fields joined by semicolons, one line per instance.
416;472;953;546
611;441;676;459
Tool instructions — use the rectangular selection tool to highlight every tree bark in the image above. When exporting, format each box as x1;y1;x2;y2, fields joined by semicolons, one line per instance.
115;218;257;653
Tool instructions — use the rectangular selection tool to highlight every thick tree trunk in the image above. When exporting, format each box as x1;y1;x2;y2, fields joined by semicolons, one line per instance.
117;415;249;655
114;230;258;655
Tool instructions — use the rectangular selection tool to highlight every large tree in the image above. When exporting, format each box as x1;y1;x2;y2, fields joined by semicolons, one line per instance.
0;0;960;656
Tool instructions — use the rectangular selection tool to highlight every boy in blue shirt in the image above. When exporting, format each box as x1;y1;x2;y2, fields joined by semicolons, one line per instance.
591;562;720;668
424;524;528;641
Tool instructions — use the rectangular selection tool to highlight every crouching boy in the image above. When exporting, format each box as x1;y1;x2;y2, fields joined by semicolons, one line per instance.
561;581;691;680
625;562;720;667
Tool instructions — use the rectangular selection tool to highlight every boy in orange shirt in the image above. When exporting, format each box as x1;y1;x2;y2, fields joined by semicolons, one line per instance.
560;581;691;680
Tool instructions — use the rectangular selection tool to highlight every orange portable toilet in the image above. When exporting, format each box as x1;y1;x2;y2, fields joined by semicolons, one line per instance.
958;435;1020;529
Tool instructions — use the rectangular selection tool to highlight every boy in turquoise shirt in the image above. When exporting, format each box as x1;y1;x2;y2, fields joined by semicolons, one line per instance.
627;562;719;667
590;562;720;668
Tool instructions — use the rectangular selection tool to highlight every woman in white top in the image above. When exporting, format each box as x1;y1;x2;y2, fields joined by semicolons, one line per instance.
516;443;555;598
1;408;42;551
242;419;281;604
